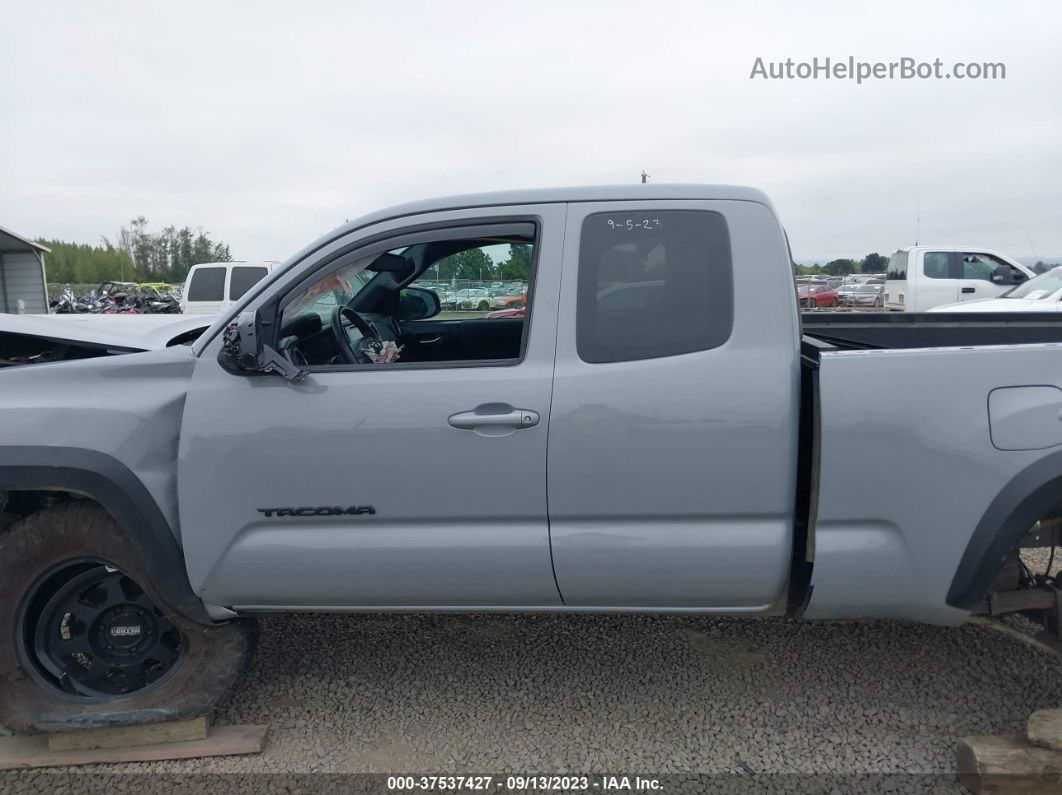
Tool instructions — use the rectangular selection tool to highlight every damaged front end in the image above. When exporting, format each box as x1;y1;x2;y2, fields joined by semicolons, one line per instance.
0;331;139;368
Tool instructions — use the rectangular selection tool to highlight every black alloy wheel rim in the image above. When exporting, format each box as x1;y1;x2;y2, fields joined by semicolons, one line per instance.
31;565;185;697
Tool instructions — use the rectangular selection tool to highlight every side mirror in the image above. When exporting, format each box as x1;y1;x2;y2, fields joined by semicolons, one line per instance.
219;310;307;381
397;287;441;321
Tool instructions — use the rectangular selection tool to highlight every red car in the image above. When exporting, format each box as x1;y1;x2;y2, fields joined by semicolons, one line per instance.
797;283;838;309
485;307;526;319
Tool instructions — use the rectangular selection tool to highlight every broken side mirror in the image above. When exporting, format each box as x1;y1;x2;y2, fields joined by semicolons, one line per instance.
220;310;307;382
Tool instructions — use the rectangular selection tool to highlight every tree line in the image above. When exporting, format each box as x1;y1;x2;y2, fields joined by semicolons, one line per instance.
429;244;532;282
793;252;888;277
38;217;232;285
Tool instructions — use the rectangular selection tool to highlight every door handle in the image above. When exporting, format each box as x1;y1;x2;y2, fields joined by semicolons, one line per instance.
448;406;540;430
962;287;976;294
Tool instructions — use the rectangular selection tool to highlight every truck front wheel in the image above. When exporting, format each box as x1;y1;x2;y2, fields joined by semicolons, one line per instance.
0;503;255;734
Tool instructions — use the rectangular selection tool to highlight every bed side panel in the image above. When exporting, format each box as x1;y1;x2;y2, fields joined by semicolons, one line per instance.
806;343;1062;624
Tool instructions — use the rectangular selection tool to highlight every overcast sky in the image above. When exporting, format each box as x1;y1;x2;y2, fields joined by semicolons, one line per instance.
2;0;1060;263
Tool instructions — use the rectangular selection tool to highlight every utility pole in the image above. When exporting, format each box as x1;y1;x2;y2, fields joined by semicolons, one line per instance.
641;170;650;184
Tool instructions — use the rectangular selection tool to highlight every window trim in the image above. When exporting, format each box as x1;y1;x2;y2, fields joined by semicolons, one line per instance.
268;218;542;373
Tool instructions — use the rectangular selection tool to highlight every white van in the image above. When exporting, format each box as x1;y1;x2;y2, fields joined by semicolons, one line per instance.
180;261;279;315
884;246;1034;312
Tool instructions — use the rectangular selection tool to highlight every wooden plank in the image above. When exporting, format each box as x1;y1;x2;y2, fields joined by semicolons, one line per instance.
957;735;1062;794
0;724;267;770
1029;709;1062;751
47;716;208;752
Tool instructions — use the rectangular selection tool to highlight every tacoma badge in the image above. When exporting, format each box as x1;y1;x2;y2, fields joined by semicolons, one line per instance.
257;506;376;518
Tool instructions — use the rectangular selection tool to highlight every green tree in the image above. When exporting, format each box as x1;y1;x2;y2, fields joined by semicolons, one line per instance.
106;218;232;282
41;218;233;287
435;247;494;282
823;258;857;276
498;243;532;281
861;252;888;273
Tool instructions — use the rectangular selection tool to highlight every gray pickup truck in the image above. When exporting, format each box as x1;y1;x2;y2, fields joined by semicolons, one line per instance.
4;184;1062;733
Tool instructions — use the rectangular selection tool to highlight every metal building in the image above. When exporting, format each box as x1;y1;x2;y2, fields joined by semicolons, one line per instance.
0;226;49;314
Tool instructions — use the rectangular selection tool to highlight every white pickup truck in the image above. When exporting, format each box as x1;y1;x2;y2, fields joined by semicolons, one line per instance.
884;245;1034;312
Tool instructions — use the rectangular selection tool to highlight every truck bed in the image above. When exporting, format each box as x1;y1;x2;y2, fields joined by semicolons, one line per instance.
799;318;1062;624
801;312;1062;350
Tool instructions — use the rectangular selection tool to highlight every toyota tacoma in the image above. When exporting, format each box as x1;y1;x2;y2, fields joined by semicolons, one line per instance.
3;184;1062;732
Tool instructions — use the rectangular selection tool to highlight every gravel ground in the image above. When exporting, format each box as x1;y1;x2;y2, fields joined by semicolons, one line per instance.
3;550;1062;793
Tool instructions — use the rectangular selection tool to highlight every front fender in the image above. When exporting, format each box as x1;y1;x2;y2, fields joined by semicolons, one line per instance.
0;446;212;625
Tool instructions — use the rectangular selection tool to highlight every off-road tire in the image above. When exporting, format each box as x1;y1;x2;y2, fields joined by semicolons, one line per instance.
0;503;256;734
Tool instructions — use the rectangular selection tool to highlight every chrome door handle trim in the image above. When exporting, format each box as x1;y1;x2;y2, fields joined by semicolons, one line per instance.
448;408;540;430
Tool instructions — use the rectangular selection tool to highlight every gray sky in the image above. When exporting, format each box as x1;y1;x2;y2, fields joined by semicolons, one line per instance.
2;0;1060;263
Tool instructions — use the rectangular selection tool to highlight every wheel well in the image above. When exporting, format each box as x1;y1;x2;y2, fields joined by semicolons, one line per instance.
948;450;1062;610
0;447;214;626
0;488;90;528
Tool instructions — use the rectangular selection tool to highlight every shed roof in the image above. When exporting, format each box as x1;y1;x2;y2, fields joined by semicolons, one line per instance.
0;225;50;255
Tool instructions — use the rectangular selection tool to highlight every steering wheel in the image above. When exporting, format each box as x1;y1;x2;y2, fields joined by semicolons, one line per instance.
331;305;382;364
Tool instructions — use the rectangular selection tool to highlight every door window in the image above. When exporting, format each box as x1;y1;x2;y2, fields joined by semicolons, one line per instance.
962;253;1017;282
277;228;536;368
576;210;732;363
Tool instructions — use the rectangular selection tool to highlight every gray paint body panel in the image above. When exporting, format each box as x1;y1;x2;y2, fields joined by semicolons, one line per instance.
3;184;1061;627
806;344;1062;624
0;346;195;537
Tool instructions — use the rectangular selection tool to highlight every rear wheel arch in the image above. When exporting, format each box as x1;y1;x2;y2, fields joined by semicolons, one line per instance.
948;449;1062;610
0;446;212;626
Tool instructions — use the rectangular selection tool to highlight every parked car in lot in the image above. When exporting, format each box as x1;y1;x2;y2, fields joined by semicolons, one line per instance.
181;261;279;315
884;246;1033;312
797;282;838;308
838;283;884;308
929;267;1062;313
489;287;527;310
457;288;492;311
5;184;1062;734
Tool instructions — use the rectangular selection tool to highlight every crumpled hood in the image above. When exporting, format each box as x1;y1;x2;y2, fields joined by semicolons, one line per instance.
0;313;218;350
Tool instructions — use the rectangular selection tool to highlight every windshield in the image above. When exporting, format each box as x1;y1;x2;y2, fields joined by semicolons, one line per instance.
1005;268;1062;300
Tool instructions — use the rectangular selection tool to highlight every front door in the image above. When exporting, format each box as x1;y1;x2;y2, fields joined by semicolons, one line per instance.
176;205;566;610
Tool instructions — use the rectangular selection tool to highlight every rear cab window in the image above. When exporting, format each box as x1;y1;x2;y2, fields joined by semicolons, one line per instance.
886;251;908;280
186;267;226;301
576;210;733;363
